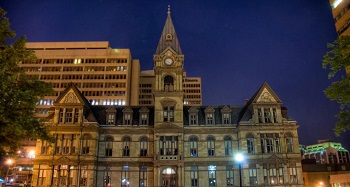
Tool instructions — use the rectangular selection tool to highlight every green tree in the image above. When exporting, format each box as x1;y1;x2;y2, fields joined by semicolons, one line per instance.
0;7;54;152
323;35;350;136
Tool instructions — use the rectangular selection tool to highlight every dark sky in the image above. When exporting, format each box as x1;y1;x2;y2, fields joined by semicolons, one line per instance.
2;0;349;149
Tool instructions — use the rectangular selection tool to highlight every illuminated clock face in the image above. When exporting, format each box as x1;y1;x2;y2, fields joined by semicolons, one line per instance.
165;58;173;65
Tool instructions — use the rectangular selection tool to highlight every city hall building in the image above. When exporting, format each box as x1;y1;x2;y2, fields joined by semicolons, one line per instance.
26;7;303;187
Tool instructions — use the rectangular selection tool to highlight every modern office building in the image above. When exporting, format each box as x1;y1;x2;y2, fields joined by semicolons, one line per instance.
302;140;350;164
28;7;303;187
329;0;350;36
20;15;202;116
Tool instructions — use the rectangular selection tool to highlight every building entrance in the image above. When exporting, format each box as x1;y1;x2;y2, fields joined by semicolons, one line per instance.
161;167;177;187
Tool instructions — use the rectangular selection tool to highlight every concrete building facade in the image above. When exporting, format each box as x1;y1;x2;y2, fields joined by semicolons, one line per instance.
28;7;303;187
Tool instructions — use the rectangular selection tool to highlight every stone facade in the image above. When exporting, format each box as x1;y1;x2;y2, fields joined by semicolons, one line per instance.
30;7;303;187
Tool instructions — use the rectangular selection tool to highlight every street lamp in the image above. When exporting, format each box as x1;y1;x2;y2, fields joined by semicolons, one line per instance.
6;159;13;183
235;153;244;187
28;150;35;186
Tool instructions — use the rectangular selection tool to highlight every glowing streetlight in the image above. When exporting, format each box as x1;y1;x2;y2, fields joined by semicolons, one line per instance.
235;153;244;187
6;159;13;183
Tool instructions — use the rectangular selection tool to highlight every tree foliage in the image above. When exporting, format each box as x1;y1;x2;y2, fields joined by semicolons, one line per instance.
323;35;350;136
0;8;54;152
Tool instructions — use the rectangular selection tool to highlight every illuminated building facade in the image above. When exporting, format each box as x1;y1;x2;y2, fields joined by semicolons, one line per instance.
302;140;350;164
329;0;350;36
30;7;303;187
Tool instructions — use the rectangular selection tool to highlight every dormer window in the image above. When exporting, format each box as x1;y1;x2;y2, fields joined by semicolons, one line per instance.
205;106;215;125
188;107;199;125
124;114;132;125
106;107;117;125
122;107;133;125
206;113;214;125
190;114;198;125
107;114;115;125
222;113;230;124
257;108;279;123
140;114;148;125
139;107;150;126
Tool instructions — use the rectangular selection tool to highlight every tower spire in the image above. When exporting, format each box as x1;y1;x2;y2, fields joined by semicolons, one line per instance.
155;5;182;55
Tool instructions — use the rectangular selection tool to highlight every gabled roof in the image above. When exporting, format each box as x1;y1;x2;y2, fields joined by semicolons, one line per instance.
54;82;91;106
155;5;182;55
238;82;283;122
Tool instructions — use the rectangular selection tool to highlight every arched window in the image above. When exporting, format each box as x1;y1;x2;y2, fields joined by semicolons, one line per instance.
285;133;294;153
82;134;90;155
105;137;113;157
123;137;131;157
164;75;174;91
224;136;232;156
140;137;148;157
190;136;198;157
246;134;255;154
207;136;215;157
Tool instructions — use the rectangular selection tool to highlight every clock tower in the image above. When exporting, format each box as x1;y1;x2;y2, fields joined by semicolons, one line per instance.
153;5;185;187
153;5;184;129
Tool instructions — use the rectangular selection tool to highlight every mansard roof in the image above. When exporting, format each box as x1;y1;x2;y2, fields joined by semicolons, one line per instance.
155;5;182;55
183;105;247;126
90;106;154;126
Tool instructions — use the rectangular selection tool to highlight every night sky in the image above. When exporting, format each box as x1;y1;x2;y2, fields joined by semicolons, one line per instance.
2;0;349;149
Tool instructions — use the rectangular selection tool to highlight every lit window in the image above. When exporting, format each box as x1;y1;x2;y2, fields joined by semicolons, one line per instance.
190;136;198;157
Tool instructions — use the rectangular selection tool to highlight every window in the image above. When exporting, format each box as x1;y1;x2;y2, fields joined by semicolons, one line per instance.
191;166;198;187
207;137;215;157
121;165;130;187
223;113;230;124
190;114;198;125
261;133;280;154
59;109;64;123
190;136;198;157
124;114;131;125
105;137;113;157
140;166;147;187
123;137;131;157
224;136;232;156
266;138;274;153
226;165;233;187
208;165;216;187
264;108;271;123
164;75;174;91
140;114;148;125
140;137;148;157
163;106;174;122
289;163;297;184
249;165;258;185
273;108;278;123
246;134;255;154
286;133;294;153
38;166;46;185
107;114;115;125
264;163;284;185
41;141;49;154
80;166;88;186
160;136;178;155
206;113;214;125
258;108;263;123
65;108;73;123
82;134;90;154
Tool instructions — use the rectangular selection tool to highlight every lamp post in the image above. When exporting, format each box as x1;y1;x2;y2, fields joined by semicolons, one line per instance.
6;159;13;184
28;150;35;187
235;153;244;187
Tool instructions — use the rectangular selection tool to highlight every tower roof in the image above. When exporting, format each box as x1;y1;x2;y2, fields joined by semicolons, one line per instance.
155;5;183;55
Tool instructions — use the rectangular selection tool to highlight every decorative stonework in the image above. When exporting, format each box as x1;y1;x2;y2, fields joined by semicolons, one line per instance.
257;88;276;103
63;92;78;103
